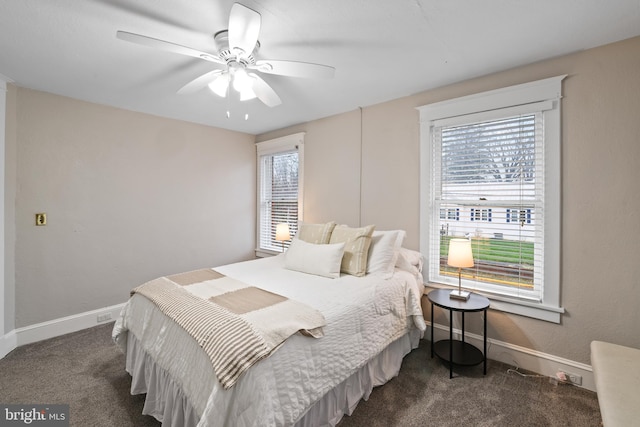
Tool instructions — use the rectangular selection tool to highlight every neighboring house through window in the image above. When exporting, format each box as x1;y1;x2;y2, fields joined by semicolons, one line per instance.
418;76;565;322
256;133;304;257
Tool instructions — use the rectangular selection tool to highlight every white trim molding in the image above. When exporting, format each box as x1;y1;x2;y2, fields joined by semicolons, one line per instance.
0;303;126;359
0;73;14;84
255;132;305;257
0;76;8;354
428;321;595;391
0;330;17;359
418;75;567;323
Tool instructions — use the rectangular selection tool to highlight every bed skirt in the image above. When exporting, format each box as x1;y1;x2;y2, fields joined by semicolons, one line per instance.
125;328;422;426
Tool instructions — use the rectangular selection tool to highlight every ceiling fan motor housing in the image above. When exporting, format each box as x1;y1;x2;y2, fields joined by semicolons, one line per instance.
214;30;259;66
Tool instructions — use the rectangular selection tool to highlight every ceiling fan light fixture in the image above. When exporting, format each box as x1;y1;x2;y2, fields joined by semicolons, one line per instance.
208;74;230;97
239;87;257;101
232;68;253;92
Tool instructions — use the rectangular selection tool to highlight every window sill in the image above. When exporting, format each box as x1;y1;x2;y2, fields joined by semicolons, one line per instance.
255;249;283;258
424;283;564;323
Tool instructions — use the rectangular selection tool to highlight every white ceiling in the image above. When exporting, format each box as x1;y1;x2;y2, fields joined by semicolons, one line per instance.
1;0;639;135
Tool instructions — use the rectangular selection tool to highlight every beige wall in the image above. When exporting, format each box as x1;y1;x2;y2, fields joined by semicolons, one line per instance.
259;36;640;365
7;88;256;328
258;110;363;226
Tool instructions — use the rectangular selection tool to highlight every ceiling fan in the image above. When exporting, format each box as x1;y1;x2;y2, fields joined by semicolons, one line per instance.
116;3;335;108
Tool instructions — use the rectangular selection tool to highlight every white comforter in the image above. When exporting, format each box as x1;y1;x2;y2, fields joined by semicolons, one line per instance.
113;254;426;426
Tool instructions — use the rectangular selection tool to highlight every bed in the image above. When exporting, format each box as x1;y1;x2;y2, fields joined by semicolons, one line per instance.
113;226;426;427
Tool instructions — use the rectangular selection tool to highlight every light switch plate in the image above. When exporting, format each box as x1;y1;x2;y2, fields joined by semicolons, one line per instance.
35;213;47;226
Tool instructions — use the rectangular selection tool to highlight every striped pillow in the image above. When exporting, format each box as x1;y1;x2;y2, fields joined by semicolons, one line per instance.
329;224;376;276
296;221;336;244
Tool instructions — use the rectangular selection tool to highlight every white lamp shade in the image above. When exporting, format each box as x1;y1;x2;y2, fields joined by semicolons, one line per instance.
239;87;257;101
232;68;253;92
208;74;229;97
275;223;291;242
447;238;474;268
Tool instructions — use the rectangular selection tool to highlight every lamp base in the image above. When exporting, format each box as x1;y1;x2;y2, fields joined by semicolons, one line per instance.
449;289;471;301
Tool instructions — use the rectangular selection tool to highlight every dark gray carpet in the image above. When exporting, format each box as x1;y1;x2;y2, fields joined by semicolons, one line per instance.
0;323;157;427
338;343;601;427
0;323;601;426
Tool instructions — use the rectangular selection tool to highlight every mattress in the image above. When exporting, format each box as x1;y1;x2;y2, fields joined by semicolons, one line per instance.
113;254;426;426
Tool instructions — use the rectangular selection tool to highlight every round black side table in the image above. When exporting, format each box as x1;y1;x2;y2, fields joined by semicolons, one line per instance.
427;288;490;379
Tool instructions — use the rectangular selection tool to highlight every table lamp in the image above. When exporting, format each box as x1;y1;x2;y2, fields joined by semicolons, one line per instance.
447;238;474;301
275;223;291;252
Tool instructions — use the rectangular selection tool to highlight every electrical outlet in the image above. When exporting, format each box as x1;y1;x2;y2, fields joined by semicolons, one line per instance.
557;369;582;386
97;313;112;323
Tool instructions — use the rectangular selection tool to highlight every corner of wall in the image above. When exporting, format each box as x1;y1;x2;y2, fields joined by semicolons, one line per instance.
1;77;9;340
0;330;17;359
1;302;126;360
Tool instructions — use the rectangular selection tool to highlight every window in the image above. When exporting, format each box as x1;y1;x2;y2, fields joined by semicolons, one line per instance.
440;208;459;221
418;76;565;322
507;208;532;224
256;133;304;256
471;208;492;222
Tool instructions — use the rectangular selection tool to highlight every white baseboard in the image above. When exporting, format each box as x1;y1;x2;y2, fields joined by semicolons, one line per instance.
428;322;595;392
0;303;126;359
2;305;596;392
0;329;17;359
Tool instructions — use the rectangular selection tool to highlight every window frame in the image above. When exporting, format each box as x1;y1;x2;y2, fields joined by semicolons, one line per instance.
418;76;566;323
255;132;305;258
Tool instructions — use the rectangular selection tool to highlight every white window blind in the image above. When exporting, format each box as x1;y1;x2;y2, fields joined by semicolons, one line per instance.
430;112;544;301
256;133;304;255
418;76;565;322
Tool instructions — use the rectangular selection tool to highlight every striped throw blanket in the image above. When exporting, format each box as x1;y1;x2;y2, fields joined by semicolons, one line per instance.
131;269;326;389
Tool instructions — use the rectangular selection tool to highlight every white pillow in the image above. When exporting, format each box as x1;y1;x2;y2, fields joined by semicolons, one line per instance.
284;238;345;279
367;230;406;278
395;247;424;275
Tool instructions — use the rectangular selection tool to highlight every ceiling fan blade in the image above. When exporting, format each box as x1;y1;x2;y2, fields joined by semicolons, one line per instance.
228;3;261;56
250;60;335;79
177;69;224;95
116;31;226;65
249;73;282;107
